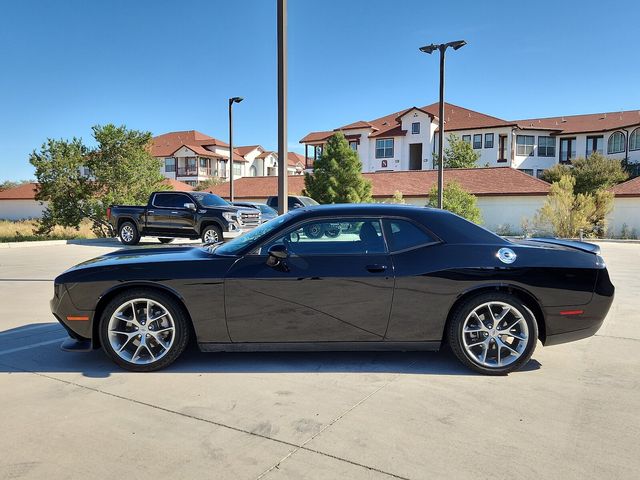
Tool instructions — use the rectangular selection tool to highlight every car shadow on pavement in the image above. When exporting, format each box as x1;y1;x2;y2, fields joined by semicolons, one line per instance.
0;323;542;378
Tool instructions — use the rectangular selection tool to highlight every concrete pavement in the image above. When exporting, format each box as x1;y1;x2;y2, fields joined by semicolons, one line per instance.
0;242;638;479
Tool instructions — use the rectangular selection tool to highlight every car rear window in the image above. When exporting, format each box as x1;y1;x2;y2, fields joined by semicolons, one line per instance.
384;219;437;252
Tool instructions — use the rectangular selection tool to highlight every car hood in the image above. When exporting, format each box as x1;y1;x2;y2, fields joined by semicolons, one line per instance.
62;246;214;273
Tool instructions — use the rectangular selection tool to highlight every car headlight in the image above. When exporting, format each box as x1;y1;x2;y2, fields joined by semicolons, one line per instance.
222;212;238;222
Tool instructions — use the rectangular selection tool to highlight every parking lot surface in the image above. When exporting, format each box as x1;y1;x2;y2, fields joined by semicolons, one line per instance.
0;240;639;479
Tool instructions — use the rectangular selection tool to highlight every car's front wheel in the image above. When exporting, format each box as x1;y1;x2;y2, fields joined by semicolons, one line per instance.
447;292;538;375
201;225;222;244
99;290;190;372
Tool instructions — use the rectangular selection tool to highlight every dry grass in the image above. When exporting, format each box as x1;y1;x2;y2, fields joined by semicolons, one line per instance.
0;219;97;242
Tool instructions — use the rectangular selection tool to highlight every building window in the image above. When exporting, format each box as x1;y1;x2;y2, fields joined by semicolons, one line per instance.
498;135;508;162
411;122;420;134
82;167;92;177
233;164;242;176
516;135;535;156
538;136;556;157
249;165;257;176
375;138;394;158
518;169;534;176
559;138;576;163
535;169;545;179
585;136;604;156
462;135;471;144
473;134;482;149
349;141;358;151
608;131;626;154
630;128;640;151
165;157;176;172
484;133;494;149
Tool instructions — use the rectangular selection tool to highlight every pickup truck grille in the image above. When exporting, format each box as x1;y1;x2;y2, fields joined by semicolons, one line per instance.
239;211;261;228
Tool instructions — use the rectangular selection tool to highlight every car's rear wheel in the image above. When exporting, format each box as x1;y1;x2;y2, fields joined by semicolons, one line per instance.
158;238;174;244
447;292;538;375
99;290;190;372
201;225;222;244
119;221;140;246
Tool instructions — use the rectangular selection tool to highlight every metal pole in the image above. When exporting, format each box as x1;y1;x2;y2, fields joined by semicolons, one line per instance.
437;46;446;210
277;0;288;215
228;99;234;202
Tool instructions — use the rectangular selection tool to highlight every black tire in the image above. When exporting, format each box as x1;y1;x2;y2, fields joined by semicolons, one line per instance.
447;292;538;375
158;238;174;244
99;289;190;372
303;223;324;239
324;225;340;238
201;224;223;244
118;221;140;246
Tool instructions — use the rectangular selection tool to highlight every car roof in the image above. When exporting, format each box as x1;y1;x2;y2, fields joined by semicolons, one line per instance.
288;203;435;215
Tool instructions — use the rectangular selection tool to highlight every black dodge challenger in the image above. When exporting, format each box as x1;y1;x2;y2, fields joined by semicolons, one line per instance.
51;204;614;375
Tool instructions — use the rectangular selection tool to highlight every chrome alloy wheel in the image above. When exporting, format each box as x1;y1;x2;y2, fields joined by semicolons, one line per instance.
203;228;219;243
120;225;134;243
462;301;529;369
107;298;176;365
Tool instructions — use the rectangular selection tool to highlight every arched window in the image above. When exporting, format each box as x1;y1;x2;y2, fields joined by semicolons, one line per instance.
608;131;626;154
249;165;257;176
630;128;640;151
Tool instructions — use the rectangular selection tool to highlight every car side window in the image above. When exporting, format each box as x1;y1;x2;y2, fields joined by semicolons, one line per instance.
383;219;436;252
154;193;188;209
260;218;385;255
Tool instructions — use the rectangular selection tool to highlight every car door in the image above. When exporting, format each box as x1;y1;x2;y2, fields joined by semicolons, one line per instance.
224;217;394;342
147;192;197;234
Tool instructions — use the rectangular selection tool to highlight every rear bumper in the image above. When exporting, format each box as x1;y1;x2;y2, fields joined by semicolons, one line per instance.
543;268;614;346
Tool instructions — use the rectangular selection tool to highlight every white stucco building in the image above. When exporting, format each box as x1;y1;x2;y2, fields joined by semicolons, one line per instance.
151;131;303;188
301;103;640;179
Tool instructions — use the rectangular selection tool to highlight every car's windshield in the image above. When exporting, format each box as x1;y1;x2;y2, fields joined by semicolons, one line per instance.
190;192;229;207
258;204;277;215
214;214;291;255
300;196;319;206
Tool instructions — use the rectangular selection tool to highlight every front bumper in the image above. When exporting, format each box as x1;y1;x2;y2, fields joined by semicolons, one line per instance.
50;285;94;342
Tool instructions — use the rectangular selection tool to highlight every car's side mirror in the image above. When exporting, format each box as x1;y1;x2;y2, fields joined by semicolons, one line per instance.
184;202;197;211
266;244;288;268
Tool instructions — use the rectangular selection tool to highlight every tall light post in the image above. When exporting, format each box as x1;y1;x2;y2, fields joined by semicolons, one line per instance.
419;40;466;209
277;0;288;215
228;96;243;202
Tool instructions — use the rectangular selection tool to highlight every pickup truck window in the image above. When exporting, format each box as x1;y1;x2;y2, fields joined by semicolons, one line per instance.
190;192;229;208
153;193;191;209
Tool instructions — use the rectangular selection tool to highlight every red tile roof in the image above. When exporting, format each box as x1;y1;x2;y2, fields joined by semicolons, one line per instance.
151;130;229;157
301;102;515;143
287;152;306;167
161;178;194;191
515;110;640;135
236;145;263;156
611;176;640;197
177;144;222;158
205;167;550;199
0;182;39;200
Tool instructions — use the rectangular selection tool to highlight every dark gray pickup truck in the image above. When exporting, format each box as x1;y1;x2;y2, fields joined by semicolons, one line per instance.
107;191;260;245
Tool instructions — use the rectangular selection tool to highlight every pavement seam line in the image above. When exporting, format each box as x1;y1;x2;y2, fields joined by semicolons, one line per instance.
1;366;410;480
255;363;417;480
595;333;640;342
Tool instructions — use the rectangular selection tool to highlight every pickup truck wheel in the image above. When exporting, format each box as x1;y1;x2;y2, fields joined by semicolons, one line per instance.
119;221;140;246
303;223;324;239
158;238;174;244
99;289;190;372
202;225;222;244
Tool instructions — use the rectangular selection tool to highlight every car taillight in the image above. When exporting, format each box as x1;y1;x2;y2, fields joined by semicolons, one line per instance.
106;207;111;220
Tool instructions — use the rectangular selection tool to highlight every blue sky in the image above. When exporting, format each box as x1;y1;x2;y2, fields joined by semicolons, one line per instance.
1;0;639;180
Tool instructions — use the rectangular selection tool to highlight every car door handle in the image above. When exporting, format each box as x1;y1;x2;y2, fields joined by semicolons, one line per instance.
366;264;387;273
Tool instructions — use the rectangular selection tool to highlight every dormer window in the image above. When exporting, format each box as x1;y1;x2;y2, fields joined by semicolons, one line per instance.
411;122;420;134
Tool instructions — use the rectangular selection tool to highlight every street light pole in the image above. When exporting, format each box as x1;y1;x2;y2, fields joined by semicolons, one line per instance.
419;40;466;209
228;96;243;202
277;0;288;215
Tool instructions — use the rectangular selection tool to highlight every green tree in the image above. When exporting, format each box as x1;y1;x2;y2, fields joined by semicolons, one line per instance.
303;132;372;203
434;134;480;169
530;175;606;238
540;152;627;194
30;124;167;236
194;177;224;191
428;180;482;223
